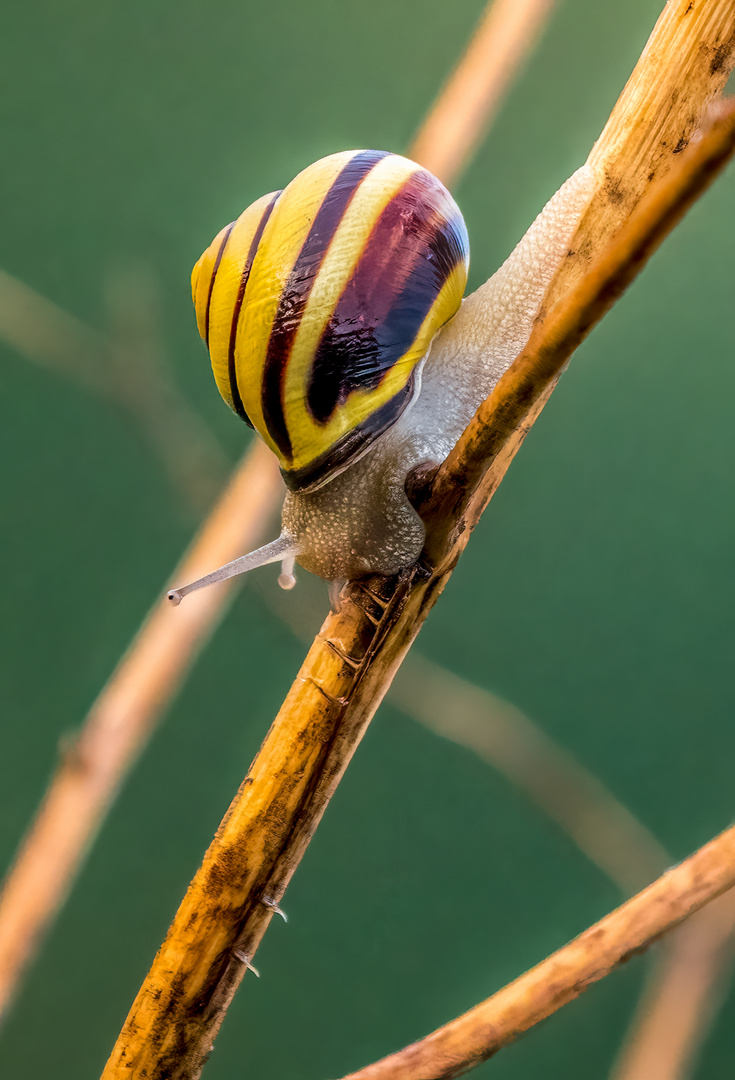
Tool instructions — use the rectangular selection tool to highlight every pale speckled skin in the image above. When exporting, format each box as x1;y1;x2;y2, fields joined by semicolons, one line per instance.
282;166;595;583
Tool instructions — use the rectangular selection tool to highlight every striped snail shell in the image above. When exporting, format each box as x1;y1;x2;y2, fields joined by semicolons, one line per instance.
169;153;595;603
192;149;469;494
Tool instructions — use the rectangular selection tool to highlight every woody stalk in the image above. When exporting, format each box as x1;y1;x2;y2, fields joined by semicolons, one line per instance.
102;2;735;1078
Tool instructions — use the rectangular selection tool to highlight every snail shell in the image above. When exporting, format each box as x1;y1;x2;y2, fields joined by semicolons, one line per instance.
192;149;469;493
169;155;594;603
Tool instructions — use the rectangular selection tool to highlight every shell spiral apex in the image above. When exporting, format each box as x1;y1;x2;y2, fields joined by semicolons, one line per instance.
192;149;470;492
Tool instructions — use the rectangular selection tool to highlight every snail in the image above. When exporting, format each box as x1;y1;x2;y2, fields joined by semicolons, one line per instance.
169;150;594;605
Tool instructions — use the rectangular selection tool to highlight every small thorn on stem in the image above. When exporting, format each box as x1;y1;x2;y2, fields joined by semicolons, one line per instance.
261;896;288;922
233;949;260;977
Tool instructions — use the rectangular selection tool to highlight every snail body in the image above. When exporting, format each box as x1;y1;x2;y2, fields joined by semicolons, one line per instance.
169;153;594;603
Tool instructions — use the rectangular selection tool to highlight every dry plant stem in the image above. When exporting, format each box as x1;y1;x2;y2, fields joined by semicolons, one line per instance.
421;97;735;547
101;571;429;1080
0;0;550;1038
545;0;735;308
341;95;735;1080
102;25;735;1080
409;0;554;185
610;891;735;1080
0;441;282;1025
341;831;735;1080
0;0;544;1034
391;656;668;895
338;101;735;1080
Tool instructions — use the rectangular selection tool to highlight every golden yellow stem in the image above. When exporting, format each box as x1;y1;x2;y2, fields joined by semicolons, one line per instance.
546;0;735;307
421;95;735;552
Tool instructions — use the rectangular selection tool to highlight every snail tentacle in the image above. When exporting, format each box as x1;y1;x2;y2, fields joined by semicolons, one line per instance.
277;554;297;591
167;534;299;605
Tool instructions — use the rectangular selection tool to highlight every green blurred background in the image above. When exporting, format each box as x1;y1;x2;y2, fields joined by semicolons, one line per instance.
1;0;734;1076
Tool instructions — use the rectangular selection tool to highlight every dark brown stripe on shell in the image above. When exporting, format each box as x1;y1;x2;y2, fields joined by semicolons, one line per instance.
261;150;389;462
282;376;416;493
306;170;468;425
227;190;281;425
204;221;235;347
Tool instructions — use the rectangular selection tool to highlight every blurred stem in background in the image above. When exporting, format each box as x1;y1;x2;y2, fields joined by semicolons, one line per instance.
392;656;668;895
0;0;559;1027
410;0;553;187
0;267;228;515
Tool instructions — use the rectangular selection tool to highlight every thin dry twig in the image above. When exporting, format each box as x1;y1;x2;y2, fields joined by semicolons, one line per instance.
340;830;735;1080
0;0;552;1030
610;891;735;1080
0;267;228;512
0;441;282;1024
409;0;554;186
100;4;735;1074
390;655;669;895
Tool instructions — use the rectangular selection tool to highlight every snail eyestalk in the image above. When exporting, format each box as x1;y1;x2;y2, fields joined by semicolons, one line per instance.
167;534;299;605
278;554;297;591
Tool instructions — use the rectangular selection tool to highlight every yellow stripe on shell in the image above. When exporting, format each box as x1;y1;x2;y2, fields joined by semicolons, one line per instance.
191;222;231;342
203;192;280;411
234;151;357;455
281;154;422;472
